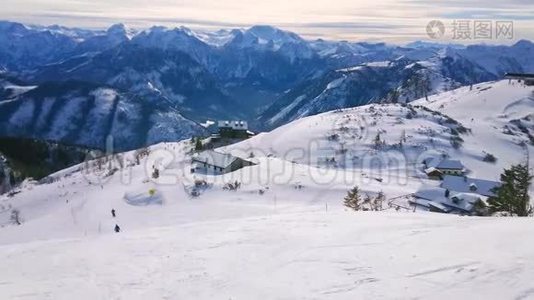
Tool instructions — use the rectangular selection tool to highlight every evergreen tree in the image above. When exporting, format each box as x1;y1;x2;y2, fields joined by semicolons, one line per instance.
195;138;203;151
344;186;362;211
487;164;532;216
374;133;382;150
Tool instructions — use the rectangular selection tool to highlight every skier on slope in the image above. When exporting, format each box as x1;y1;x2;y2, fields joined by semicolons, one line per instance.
111;209;116;218
114;224;121;233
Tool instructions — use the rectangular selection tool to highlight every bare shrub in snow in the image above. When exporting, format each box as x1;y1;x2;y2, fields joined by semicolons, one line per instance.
134;148;150;165
327;133;339;141
450;136;464;149
345;188;386;212
152;168;159;179
194;179;208;188
223;181;241;191
362;194;373;211
105;167;119;177
189;179;209;197
373;191;386;211
483;153;497;163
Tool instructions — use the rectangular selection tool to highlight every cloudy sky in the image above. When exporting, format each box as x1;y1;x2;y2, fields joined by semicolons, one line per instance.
2;0;534;43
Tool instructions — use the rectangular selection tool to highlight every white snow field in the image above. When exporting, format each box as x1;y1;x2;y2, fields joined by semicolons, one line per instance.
0;80;534;299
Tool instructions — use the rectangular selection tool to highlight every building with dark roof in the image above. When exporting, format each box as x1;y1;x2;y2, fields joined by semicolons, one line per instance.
191;150;255;175
504;73;534;85
218;121;254;139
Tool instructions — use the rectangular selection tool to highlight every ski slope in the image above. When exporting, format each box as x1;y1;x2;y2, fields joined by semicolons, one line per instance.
0;80;533;299
2;210;534;299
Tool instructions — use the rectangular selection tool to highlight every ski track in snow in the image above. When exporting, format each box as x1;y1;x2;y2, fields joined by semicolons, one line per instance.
1;211;534;299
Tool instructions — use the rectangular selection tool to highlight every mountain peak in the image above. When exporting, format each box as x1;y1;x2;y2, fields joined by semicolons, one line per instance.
0;21;27;34
227;25;305;51
107;23;127;34
248;25;280;35
247;25;301;42
513;39;533;48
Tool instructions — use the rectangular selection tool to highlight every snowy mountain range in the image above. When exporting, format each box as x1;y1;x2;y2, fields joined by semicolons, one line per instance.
1;20;534;149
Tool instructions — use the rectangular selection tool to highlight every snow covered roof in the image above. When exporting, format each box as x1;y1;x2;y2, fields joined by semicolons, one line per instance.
450;192;482;204
413;186;485;213
218;120;248;130
414;187;449;203
410;198;452;213
441;175;500;197
192;150;240;169
435;159;465;170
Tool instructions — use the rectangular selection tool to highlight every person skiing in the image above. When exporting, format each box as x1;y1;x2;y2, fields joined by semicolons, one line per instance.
111;209;116;218
114;224;121;233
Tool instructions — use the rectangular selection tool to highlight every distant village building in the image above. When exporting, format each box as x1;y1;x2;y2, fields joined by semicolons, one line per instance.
411;175;500;215
218;121;254;139
431;159;465;176
504;73;534;86
424;167;443;180
191;150;255;175
411;187;485;214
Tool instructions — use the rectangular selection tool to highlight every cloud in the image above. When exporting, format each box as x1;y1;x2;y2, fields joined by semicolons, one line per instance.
1;0;533;43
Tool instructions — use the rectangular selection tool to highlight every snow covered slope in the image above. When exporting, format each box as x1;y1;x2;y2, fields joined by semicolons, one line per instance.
3;208;534;299
0;80;533;299
415;80;534;179
241;80;534;182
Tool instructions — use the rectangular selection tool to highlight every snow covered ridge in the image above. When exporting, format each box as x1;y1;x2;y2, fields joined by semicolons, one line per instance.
35;101;473;188
18;80;533;189
3;79;527;188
